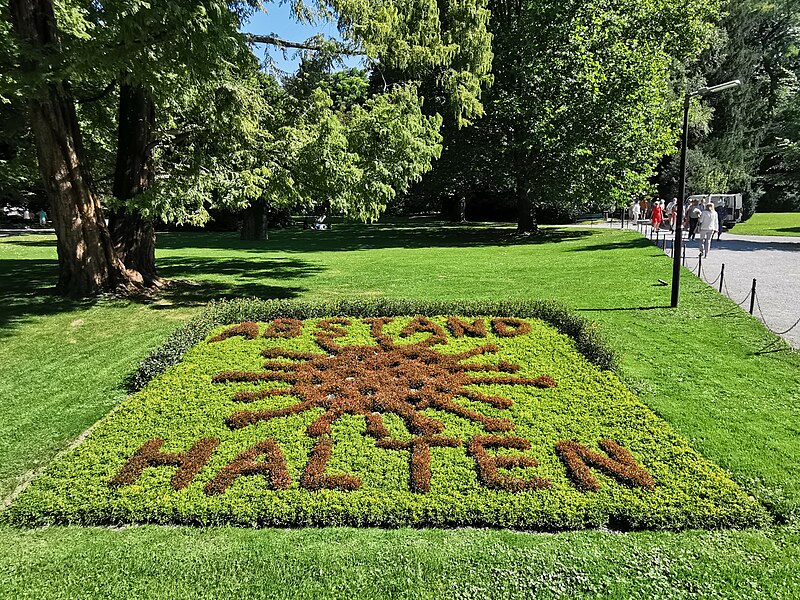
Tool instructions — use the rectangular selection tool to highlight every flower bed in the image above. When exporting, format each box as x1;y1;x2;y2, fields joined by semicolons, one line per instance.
7;307;767;530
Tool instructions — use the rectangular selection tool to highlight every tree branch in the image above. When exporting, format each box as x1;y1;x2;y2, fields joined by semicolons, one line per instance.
76;80;117;104
244;33;365;56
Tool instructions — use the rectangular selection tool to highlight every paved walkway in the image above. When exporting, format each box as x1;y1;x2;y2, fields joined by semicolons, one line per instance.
622;220;800;349
685;232;800;348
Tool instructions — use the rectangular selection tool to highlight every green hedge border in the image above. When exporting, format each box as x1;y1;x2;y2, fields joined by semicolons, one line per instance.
128;298;616;392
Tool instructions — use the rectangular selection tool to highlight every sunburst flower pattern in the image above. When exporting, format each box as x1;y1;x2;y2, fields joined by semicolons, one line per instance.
210;316;556;491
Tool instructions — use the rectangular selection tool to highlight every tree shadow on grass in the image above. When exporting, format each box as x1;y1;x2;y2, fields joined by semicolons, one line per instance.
0;254;319;334
577;305;670;312
153;256;321;307
568;237;656;252
0;237;56;248
0;258;98;336
156;222;596;254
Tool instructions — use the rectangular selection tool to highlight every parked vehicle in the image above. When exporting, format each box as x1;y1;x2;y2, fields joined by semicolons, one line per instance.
687;194;743;228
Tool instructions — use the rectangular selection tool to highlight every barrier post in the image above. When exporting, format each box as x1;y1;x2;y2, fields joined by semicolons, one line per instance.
718;264;725;293
749;279;757;315
697;253;702;276
682;242;686;266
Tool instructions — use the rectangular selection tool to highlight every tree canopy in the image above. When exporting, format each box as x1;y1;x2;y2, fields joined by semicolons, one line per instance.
411;0;722;231
2;0;492;295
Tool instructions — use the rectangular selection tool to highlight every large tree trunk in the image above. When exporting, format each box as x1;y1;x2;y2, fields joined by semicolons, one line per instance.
241;199;269;240
108;209;159;285
9;0;138;297
110;82;161;286
515;174;538;234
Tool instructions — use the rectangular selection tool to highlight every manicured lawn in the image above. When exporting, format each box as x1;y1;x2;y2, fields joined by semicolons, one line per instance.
1;220;799;597
1;525;799;599
731;212;800;236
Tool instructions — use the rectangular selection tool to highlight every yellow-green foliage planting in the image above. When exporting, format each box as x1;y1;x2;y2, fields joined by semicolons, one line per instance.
7;315;767;530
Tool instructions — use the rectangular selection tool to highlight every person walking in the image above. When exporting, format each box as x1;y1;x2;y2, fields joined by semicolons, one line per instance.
651;200;663;232
639;198;649;221
38;209;47;226
698;202;719;258
686;199;702;239
669;198;680;231
631;201;641;224
665;198;676;231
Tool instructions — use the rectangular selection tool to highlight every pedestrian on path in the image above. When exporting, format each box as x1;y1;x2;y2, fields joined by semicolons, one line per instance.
639;198;649;221
38;209;47;226
698;202;719;258
651;200;663;232
687;199;702;239
630;201;641;224
665;198;676;231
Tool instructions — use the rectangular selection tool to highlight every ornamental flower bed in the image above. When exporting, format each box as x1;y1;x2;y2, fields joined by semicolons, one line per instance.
7;309;767;530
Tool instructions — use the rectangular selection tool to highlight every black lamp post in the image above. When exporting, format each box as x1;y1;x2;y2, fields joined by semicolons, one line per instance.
670;79;741;308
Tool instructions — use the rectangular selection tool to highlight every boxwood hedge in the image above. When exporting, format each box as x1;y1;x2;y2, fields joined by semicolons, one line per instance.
7;311;767;531
127;298;616;392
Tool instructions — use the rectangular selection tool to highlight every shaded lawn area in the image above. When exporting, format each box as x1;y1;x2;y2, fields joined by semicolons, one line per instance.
1;219;799;598
730;213;800;237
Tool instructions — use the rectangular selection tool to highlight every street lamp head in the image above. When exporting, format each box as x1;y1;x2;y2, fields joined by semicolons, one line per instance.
693;79;742;97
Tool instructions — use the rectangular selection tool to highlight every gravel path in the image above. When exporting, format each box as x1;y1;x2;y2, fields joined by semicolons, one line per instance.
620;220;800;349
684;232;800;348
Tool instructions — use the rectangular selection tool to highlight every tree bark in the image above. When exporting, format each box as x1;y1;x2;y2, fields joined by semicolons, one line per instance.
515;174;538;234
457;195;467;223
110;81;160;286
9;0;138;297
241;199;269;240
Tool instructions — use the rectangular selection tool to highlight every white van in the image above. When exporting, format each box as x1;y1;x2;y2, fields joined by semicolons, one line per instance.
687;194;743;228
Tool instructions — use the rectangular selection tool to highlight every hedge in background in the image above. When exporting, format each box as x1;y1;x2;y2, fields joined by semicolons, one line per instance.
8;314;767;530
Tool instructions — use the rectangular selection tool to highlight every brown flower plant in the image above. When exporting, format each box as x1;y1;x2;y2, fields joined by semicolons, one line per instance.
467;435;551;491
263;318;304;338
208;322;260;343
204;439;291;495
213;316;557;493
555;439;655;492
109;438;219;490
446;317;488;338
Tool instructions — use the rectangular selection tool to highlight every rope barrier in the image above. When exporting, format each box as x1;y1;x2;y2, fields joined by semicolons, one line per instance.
772;315;800;336
753;290;800;336
723;278;752;308
638;223;798;342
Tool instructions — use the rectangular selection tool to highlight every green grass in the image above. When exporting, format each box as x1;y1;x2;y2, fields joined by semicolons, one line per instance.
1;525;799;599
1;219;799;597
10;316;764;530
730;212;800;236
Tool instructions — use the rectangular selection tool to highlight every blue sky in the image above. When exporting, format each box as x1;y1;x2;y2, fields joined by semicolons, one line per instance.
242;3;363;73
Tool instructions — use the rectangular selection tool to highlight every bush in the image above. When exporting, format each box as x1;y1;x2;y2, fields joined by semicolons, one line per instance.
128;298;616;392
9;314;766;531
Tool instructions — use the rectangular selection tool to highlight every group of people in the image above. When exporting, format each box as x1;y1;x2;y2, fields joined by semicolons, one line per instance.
628;198;680;233
628;196;720;258
21;208;48;227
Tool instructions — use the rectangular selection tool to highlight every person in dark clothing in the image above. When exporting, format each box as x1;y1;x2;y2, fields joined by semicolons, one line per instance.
686;199;702;240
